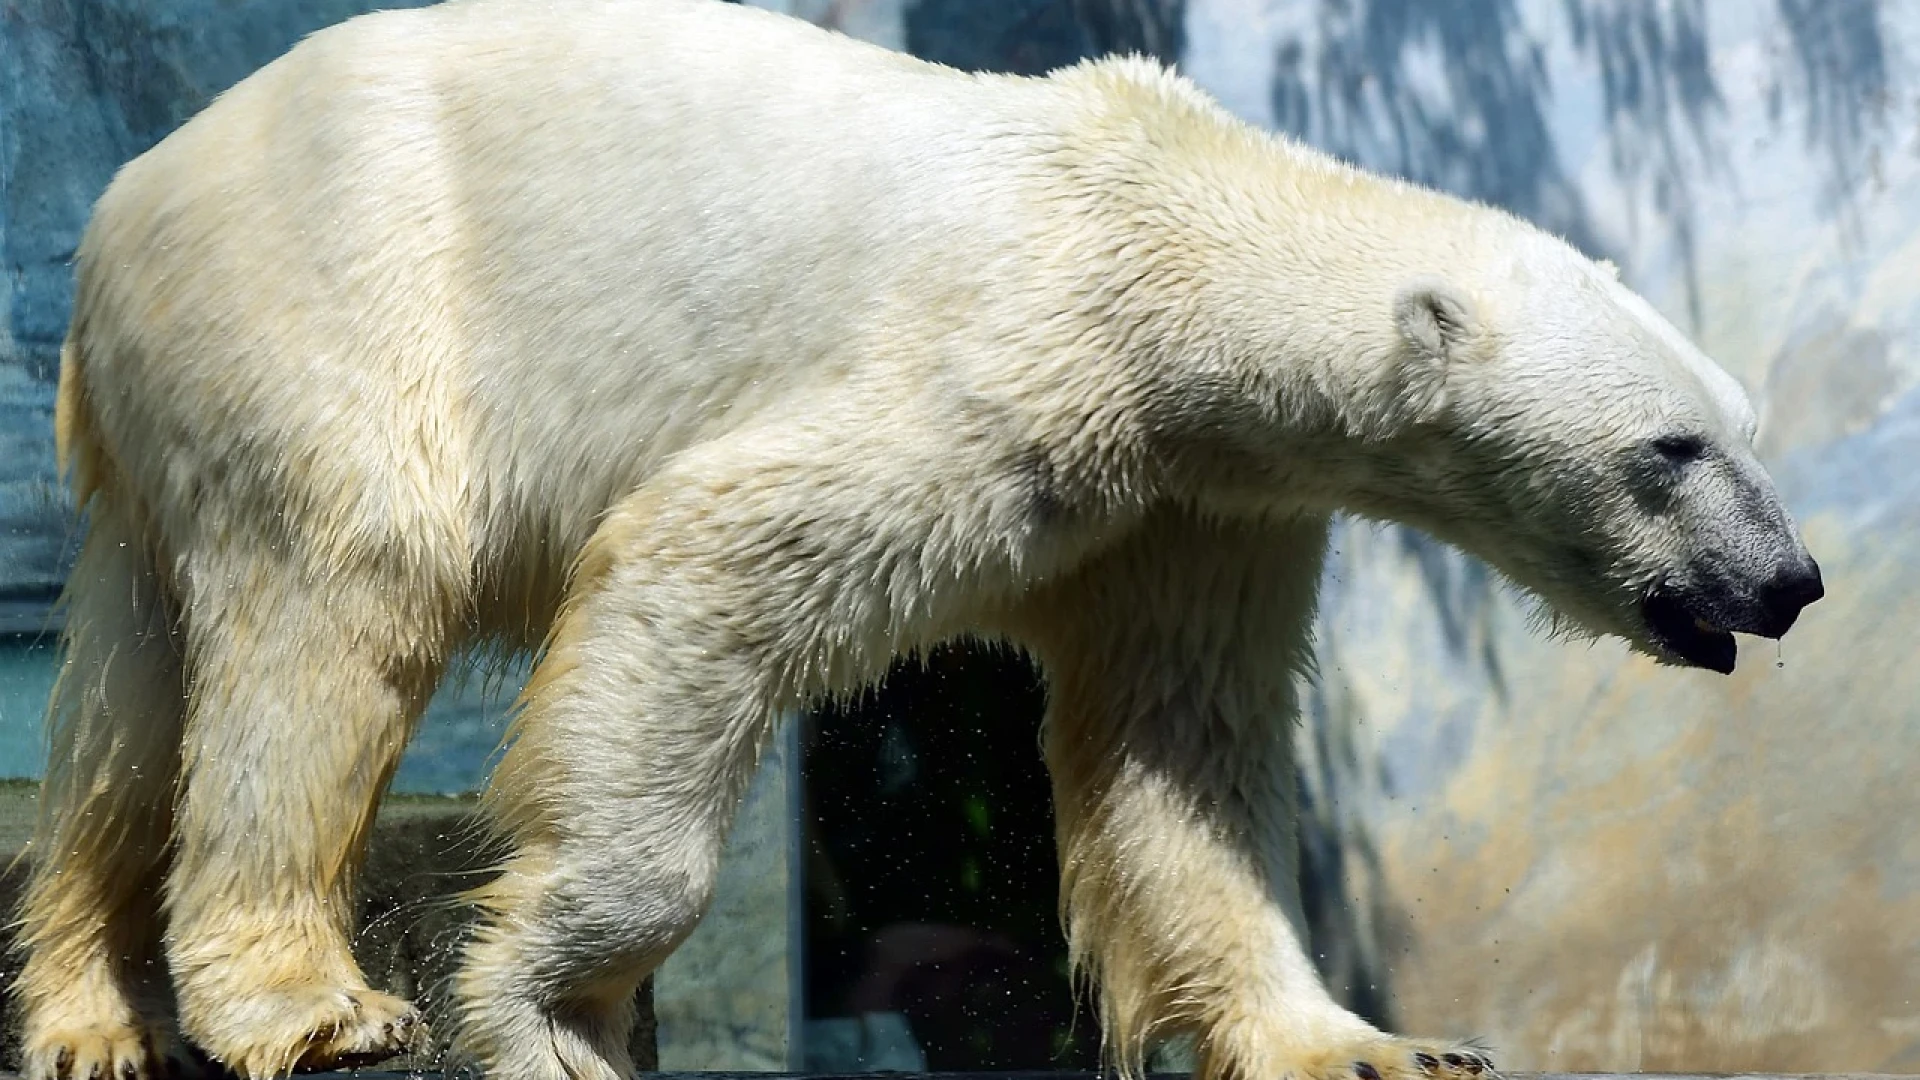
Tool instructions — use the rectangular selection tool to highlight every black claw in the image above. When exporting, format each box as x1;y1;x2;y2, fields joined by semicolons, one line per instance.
85;1063;103;1080
1463;1057;1484;1075
1443;1054;1468;1071
54;1048;74;1080
1354;1063;1382;1080
1413;1053;1440;1074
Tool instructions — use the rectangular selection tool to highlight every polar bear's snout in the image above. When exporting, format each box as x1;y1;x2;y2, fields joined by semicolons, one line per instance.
1757;552;1826;633
1641;544;1823;674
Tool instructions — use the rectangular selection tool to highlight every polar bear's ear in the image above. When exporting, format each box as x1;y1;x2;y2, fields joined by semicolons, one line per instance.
1381;278;1485;432
1393;278;1483;367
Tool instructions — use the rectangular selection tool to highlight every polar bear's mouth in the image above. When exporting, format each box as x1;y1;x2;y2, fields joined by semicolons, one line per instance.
1641;588;1737;674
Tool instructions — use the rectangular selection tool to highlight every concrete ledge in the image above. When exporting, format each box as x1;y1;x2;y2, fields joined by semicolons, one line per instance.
177;1072;1920;1080
0;787;656;1072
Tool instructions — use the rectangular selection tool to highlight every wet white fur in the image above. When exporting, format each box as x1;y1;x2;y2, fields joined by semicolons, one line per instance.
18;1;1773;1079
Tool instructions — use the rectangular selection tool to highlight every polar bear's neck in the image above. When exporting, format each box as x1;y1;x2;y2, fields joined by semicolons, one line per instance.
994;57;1528;520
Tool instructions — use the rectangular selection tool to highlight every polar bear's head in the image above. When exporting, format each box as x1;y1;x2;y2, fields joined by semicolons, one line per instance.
1357;238;1822;674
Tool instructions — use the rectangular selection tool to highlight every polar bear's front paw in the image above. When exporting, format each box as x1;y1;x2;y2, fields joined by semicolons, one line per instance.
286;988;423;1073
1280;1036;1497;1080
197;986;422;1078
22;1021;203;1080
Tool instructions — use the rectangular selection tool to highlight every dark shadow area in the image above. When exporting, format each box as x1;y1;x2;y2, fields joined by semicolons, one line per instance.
1068;0;1187;65
1267;0;1601;257
906;0;1185;76
802;644;1093;1070
1773;0;1892;227
1265;0;1890;334
1566;0;1723;324
805;2;1186;1068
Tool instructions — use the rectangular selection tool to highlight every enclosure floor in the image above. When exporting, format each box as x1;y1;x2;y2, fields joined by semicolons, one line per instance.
190;1073;1914;1080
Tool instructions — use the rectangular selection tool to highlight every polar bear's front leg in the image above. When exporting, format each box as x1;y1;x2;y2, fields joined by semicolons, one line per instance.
1019;511;1495;1080
451;429;979;1080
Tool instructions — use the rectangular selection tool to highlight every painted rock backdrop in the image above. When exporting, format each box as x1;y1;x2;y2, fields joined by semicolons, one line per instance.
1169;4;1920;1073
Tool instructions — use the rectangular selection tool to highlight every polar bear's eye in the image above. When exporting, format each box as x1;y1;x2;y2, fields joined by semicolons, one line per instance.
1648;433;1707;464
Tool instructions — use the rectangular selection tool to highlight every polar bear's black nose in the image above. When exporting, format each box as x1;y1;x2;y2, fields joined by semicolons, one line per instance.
1757;555;1824;638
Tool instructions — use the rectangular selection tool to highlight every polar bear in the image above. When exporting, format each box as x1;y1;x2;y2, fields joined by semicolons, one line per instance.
15;0;1823;1078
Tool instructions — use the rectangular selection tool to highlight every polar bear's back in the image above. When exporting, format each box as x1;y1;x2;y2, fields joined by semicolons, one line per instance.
67;0;1078;593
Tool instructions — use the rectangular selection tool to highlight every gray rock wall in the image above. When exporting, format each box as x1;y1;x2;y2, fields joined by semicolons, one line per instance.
1176;1;1920;1073
0;0;443;598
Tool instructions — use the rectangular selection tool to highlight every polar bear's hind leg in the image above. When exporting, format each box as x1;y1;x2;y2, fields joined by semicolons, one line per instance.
16;486;194;1080
160;537;457;1076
